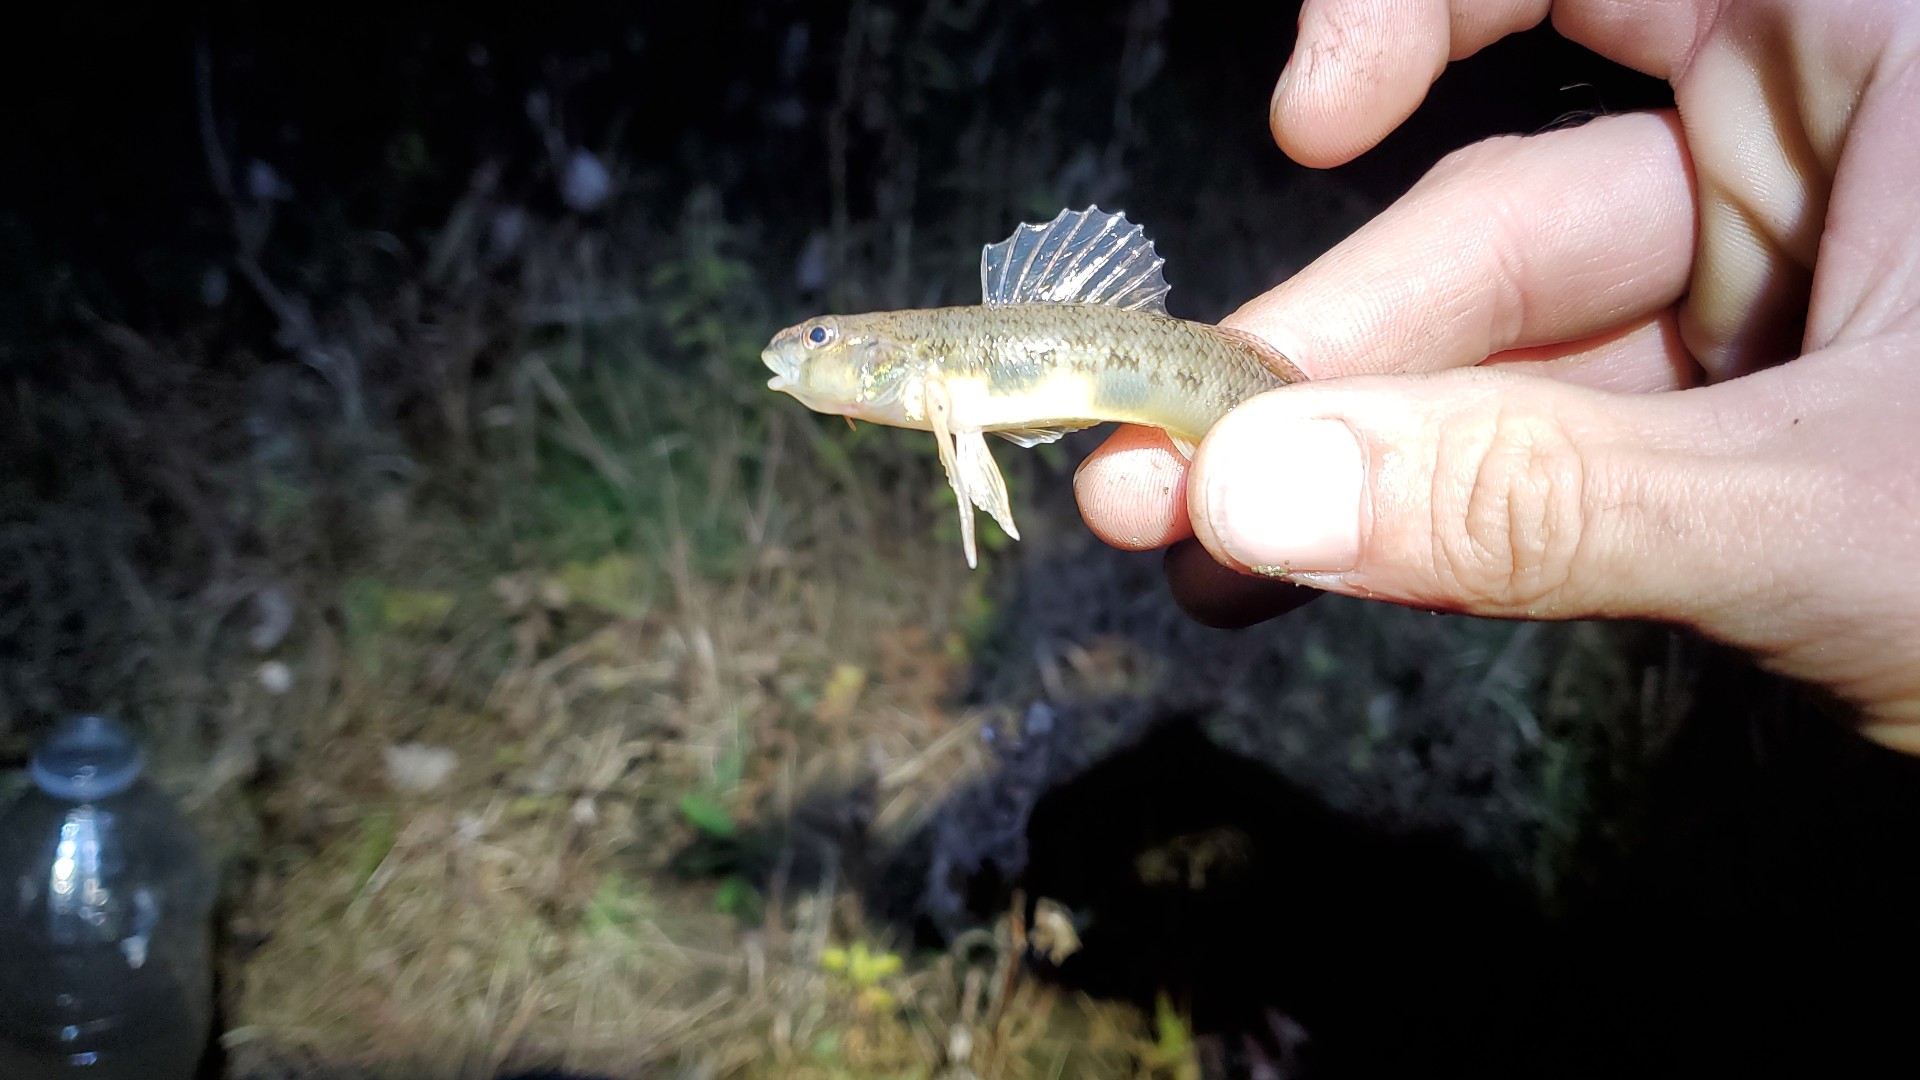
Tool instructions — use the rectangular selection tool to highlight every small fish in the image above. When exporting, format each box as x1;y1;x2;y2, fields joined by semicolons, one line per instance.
763;207;1304;567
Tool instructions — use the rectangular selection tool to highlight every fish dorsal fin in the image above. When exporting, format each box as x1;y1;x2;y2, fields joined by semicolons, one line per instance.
980;206;1169;313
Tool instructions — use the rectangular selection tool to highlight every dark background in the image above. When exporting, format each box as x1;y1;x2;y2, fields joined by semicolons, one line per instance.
5;2;1671;341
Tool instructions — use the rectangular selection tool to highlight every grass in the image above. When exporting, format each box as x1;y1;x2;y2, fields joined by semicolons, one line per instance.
219;498;1174;1079
183;203;1195;1074
206;308;1670;1076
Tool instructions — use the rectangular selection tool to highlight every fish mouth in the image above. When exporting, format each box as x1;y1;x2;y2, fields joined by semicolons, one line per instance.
762;347;797;391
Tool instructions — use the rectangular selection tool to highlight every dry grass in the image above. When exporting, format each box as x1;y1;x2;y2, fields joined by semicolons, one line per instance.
213;384;1186;1079
0;120;1196;1075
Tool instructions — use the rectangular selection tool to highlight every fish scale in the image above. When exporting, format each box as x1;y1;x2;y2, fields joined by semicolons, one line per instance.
762;207;1304;566
866;303;1292;443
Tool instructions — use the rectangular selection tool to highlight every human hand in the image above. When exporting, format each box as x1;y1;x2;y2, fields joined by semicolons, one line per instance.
1073;0;1920;749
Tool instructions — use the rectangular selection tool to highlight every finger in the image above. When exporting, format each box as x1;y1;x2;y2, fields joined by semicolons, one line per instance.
1273;0;1550;167
1480;309;1700;393
1550;0;1714;80
1075;434;1319;627
1164;539;1320;629
1191;337;1920;734
1225;110;1698;380
1074;425;1194;550
1676;32;1821;378
1183;366;1804;627
1078;312;1695;554
1674;2;1903;378
1799;10;1920;353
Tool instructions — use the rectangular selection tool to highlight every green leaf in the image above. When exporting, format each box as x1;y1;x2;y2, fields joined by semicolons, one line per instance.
349;811;398;891
340;577;388;644
712;874;763;920
809;1030;842;1063
382;589;456;629
678;791;736;838
553;552;650;620
711;741;746;791
583;872;647;935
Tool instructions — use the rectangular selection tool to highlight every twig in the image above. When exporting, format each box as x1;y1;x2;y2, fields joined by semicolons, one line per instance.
519;353;634;494
193;36;234;204
194;33;366;425
826;0;867;312
990;888;1026;1034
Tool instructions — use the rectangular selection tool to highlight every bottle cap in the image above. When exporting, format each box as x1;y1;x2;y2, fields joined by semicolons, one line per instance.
30;714;146;801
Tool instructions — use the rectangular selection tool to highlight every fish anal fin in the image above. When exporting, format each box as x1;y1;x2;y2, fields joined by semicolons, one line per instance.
991;422;1094;448
980;207;1170;314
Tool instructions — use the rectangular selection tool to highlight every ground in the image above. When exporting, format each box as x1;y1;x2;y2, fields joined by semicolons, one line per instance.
194;407;1675;1079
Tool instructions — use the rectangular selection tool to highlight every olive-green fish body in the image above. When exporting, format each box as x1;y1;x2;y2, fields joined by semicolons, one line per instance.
829;303;1292;445
763;207;1302;566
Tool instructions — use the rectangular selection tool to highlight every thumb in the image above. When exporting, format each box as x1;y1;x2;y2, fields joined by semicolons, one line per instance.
1188;366;1793;625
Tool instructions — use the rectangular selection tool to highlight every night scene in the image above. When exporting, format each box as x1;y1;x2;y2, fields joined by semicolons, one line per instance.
4;2;1919;1079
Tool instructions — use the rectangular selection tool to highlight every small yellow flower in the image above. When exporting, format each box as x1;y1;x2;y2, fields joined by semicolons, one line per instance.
846;942;903;985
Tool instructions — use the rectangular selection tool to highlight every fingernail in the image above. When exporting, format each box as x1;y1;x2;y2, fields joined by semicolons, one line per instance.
1202;416;1364;574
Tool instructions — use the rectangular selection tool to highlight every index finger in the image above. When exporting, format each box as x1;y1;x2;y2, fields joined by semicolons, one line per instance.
1225;108;1697;381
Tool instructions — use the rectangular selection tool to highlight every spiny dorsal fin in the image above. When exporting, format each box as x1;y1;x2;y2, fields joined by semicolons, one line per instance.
980;206;1170;313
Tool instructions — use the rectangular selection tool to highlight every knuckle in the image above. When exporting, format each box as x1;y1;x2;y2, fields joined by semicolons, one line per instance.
1430;404;1590;612
1411;137;1537;343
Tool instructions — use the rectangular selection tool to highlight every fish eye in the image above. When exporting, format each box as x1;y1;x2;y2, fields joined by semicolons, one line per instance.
804;323;836;349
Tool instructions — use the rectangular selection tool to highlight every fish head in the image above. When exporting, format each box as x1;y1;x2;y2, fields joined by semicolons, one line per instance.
763;314;919;427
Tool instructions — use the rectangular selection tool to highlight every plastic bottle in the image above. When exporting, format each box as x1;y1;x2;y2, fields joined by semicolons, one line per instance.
0;715;216;1079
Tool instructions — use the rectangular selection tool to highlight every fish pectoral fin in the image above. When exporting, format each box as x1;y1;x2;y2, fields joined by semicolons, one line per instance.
1168;434;1199;460
991;423;1093;448
926;378;1018;569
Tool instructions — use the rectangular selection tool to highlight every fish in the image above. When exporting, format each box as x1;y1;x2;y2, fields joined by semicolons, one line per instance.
762;206;1304;567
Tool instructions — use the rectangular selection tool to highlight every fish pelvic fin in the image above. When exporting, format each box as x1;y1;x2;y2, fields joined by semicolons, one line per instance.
980;206;1170;314
926;377;1019;569
957;432;1019;541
